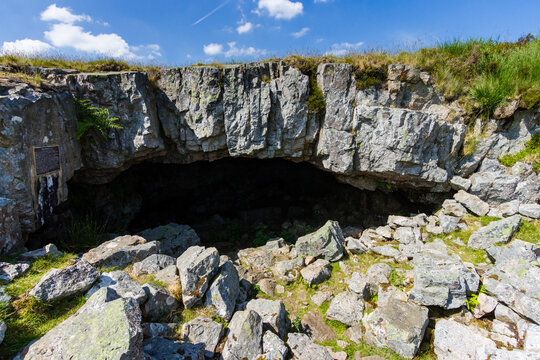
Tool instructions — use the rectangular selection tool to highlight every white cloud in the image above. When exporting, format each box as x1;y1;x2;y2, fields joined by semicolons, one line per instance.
237;22;254;34
291;27;310;38
203;42;267;58
1;39;53;56
324;41;364;56
40;4;91;24
44;23;137;58
203;43;224;55
257;0;303;20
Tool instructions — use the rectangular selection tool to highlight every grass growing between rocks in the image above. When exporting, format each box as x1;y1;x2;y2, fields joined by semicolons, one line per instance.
0;253;82;358
515;219;540;244
427;215;499;264
499;133;540;172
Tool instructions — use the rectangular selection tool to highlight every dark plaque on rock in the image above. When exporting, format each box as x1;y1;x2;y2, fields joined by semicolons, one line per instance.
34;146;60;175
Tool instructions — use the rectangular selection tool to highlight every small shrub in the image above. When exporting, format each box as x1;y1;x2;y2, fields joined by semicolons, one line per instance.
252;223;276;247
75;98;122;140
291;316;302;332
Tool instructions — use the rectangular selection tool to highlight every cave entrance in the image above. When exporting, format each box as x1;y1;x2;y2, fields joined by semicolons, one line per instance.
34;158;438;254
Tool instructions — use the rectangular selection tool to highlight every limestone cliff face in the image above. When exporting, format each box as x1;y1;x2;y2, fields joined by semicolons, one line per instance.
0;62;537;252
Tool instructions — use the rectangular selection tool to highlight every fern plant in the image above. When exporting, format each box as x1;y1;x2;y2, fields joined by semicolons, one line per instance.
75;98;122;140
465;284;488;311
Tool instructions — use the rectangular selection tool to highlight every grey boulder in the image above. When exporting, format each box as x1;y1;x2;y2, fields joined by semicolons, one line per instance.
142;283;179;322
325;291;364;326
454;190;490;216
29;260;99;302
181;316;224;358
132;254;176;277
15;287;144;360
246;298;290;338
287;332;333;360
256;330;288;360
177;246;219;308
519;203;540;219
300;259;332;286
20;244;62;260
138;223;200;256
86;270;146;304
408;239;479;309
0;262;30;282
468;215;521;250
295;220;345;262
143;337;204;360
82;235;159;268
434;318;495;360
204;260;239;321
142;323;177;338
221;310;263;360
363;297;429;359
0;320;5;345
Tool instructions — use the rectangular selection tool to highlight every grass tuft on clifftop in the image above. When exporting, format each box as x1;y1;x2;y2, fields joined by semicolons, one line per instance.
1;34;539;120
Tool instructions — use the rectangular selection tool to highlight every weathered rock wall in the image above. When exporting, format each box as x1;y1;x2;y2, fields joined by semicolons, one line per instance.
0;62;538;252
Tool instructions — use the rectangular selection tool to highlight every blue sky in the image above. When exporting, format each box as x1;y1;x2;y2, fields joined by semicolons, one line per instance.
0;0;539;65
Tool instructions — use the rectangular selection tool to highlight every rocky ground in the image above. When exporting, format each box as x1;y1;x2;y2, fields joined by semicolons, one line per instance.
0;189;539;359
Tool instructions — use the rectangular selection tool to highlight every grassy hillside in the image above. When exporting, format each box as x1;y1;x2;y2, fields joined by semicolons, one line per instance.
1;34;539;120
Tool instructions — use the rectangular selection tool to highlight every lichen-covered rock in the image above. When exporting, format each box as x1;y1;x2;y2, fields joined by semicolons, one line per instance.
434;318;495;360
483;241;540;324
325;291;364;326
301;259;332;286
295;220;345;262
30;260;99;302
132;254;175;277
176;246;219;308
82;235;159;268
408;239;479;309
0;85;80;235
364;297;429;359
181;317;224;358
468;158;540;205
0;261;29;282
86;270;147;304
203;260;239;321
138;223;200;256
468;215;521;250
141;283;179;322
15;287;144;360
287;332;334;360
222;310;263;360
0;197;23;253
246;298;290;338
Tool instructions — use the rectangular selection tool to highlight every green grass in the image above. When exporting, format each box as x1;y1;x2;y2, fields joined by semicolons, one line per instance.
0;253;81;358
499;133;540;172
514;219;540;244
427;215;495;264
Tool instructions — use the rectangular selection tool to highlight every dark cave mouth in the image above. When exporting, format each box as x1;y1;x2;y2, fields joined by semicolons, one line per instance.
32;158;440;253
